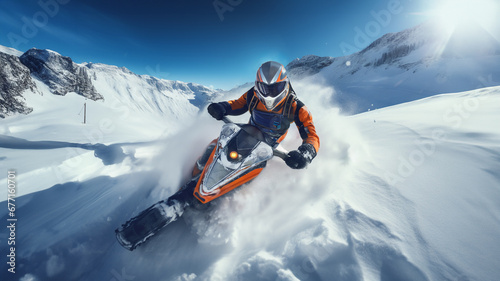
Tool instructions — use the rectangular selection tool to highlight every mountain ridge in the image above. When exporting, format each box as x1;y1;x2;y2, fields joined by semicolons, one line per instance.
286;21;500;112
0;46;219;119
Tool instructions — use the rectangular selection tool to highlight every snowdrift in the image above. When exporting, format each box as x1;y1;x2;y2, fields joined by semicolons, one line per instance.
1;81;499;281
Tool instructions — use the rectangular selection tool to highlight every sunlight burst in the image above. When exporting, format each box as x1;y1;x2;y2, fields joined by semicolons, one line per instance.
431;0;499;32
426;0;500;58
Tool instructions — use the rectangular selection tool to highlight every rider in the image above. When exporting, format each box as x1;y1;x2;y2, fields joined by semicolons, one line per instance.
206;61;319;169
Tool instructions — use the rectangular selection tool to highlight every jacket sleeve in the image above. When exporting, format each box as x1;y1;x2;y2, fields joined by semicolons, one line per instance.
220;89;251;116
293;100;320;153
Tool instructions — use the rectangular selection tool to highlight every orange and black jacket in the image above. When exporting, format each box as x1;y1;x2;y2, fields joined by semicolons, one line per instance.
219;85;320;155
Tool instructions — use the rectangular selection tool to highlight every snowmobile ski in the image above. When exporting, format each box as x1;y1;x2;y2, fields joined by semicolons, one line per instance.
115;198;186;251
115;180;196;251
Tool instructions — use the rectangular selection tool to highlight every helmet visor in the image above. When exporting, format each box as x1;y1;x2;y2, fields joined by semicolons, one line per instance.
256;81;287;98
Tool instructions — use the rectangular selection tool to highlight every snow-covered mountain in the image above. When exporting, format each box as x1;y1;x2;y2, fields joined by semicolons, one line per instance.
0;46;220;119
287;20;500;112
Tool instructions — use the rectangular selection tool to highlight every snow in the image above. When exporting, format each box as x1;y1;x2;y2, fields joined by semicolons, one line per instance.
0;45;23;57
1;75;499;280
0;62;209;197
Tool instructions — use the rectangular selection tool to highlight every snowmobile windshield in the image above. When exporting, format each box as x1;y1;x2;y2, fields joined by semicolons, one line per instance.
226;124;265;160
201;124;272;193
256;81;287;98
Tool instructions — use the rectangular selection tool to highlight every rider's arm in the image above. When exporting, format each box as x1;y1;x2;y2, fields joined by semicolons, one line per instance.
220;89;251;116
293;100;320;154
284;100;320;169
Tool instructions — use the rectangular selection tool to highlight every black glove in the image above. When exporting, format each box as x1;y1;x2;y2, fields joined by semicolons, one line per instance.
207;103;227;120
285;143;317;169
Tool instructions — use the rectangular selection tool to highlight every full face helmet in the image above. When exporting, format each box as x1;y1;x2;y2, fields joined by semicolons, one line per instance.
255;61;290;110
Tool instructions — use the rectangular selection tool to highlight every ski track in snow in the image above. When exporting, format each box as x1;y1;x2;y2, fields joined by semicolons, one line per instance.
0;82;500;281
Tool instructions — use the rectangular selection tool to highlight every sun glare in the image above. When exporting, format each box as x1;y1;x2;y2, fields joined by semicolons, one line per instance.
432;0;499;31
424;0;500;59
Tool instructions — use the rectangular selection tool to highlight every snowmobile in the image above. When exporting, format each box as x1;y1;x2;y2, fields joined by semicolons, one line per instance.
115;117;288;250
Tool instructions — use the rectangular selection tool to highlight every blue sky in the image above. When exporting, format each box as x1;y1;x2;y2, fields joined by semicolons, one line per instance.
0;0;432;89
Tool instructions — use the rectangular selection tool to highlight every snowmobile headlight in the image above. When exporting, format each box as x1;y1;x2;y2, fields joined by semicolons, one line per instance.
229;151;239;160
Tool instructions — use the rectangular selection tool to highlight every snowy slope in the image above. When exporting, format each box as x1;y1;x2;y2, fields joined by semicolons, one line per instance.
1;81;499;281
86;63;211;119
0;45;23;57
287;21;500;113
0;75;203;198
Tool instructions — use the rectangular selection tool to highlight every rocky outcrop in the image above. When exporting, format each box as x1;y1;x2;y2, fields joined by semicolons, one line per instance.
0;52;38;118
20;48;103;100
286;55;335;78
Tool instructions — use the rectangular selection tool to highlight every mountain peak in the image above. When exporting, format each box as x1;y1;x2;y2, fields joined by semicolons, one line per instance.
286;20;500;112
20;48;103;100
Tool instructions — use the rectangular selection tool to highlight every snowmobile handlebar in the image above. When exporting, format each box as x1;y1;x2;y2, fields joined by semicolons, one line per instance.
272;148;290;161
221;117;289;161
221;116;232;124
